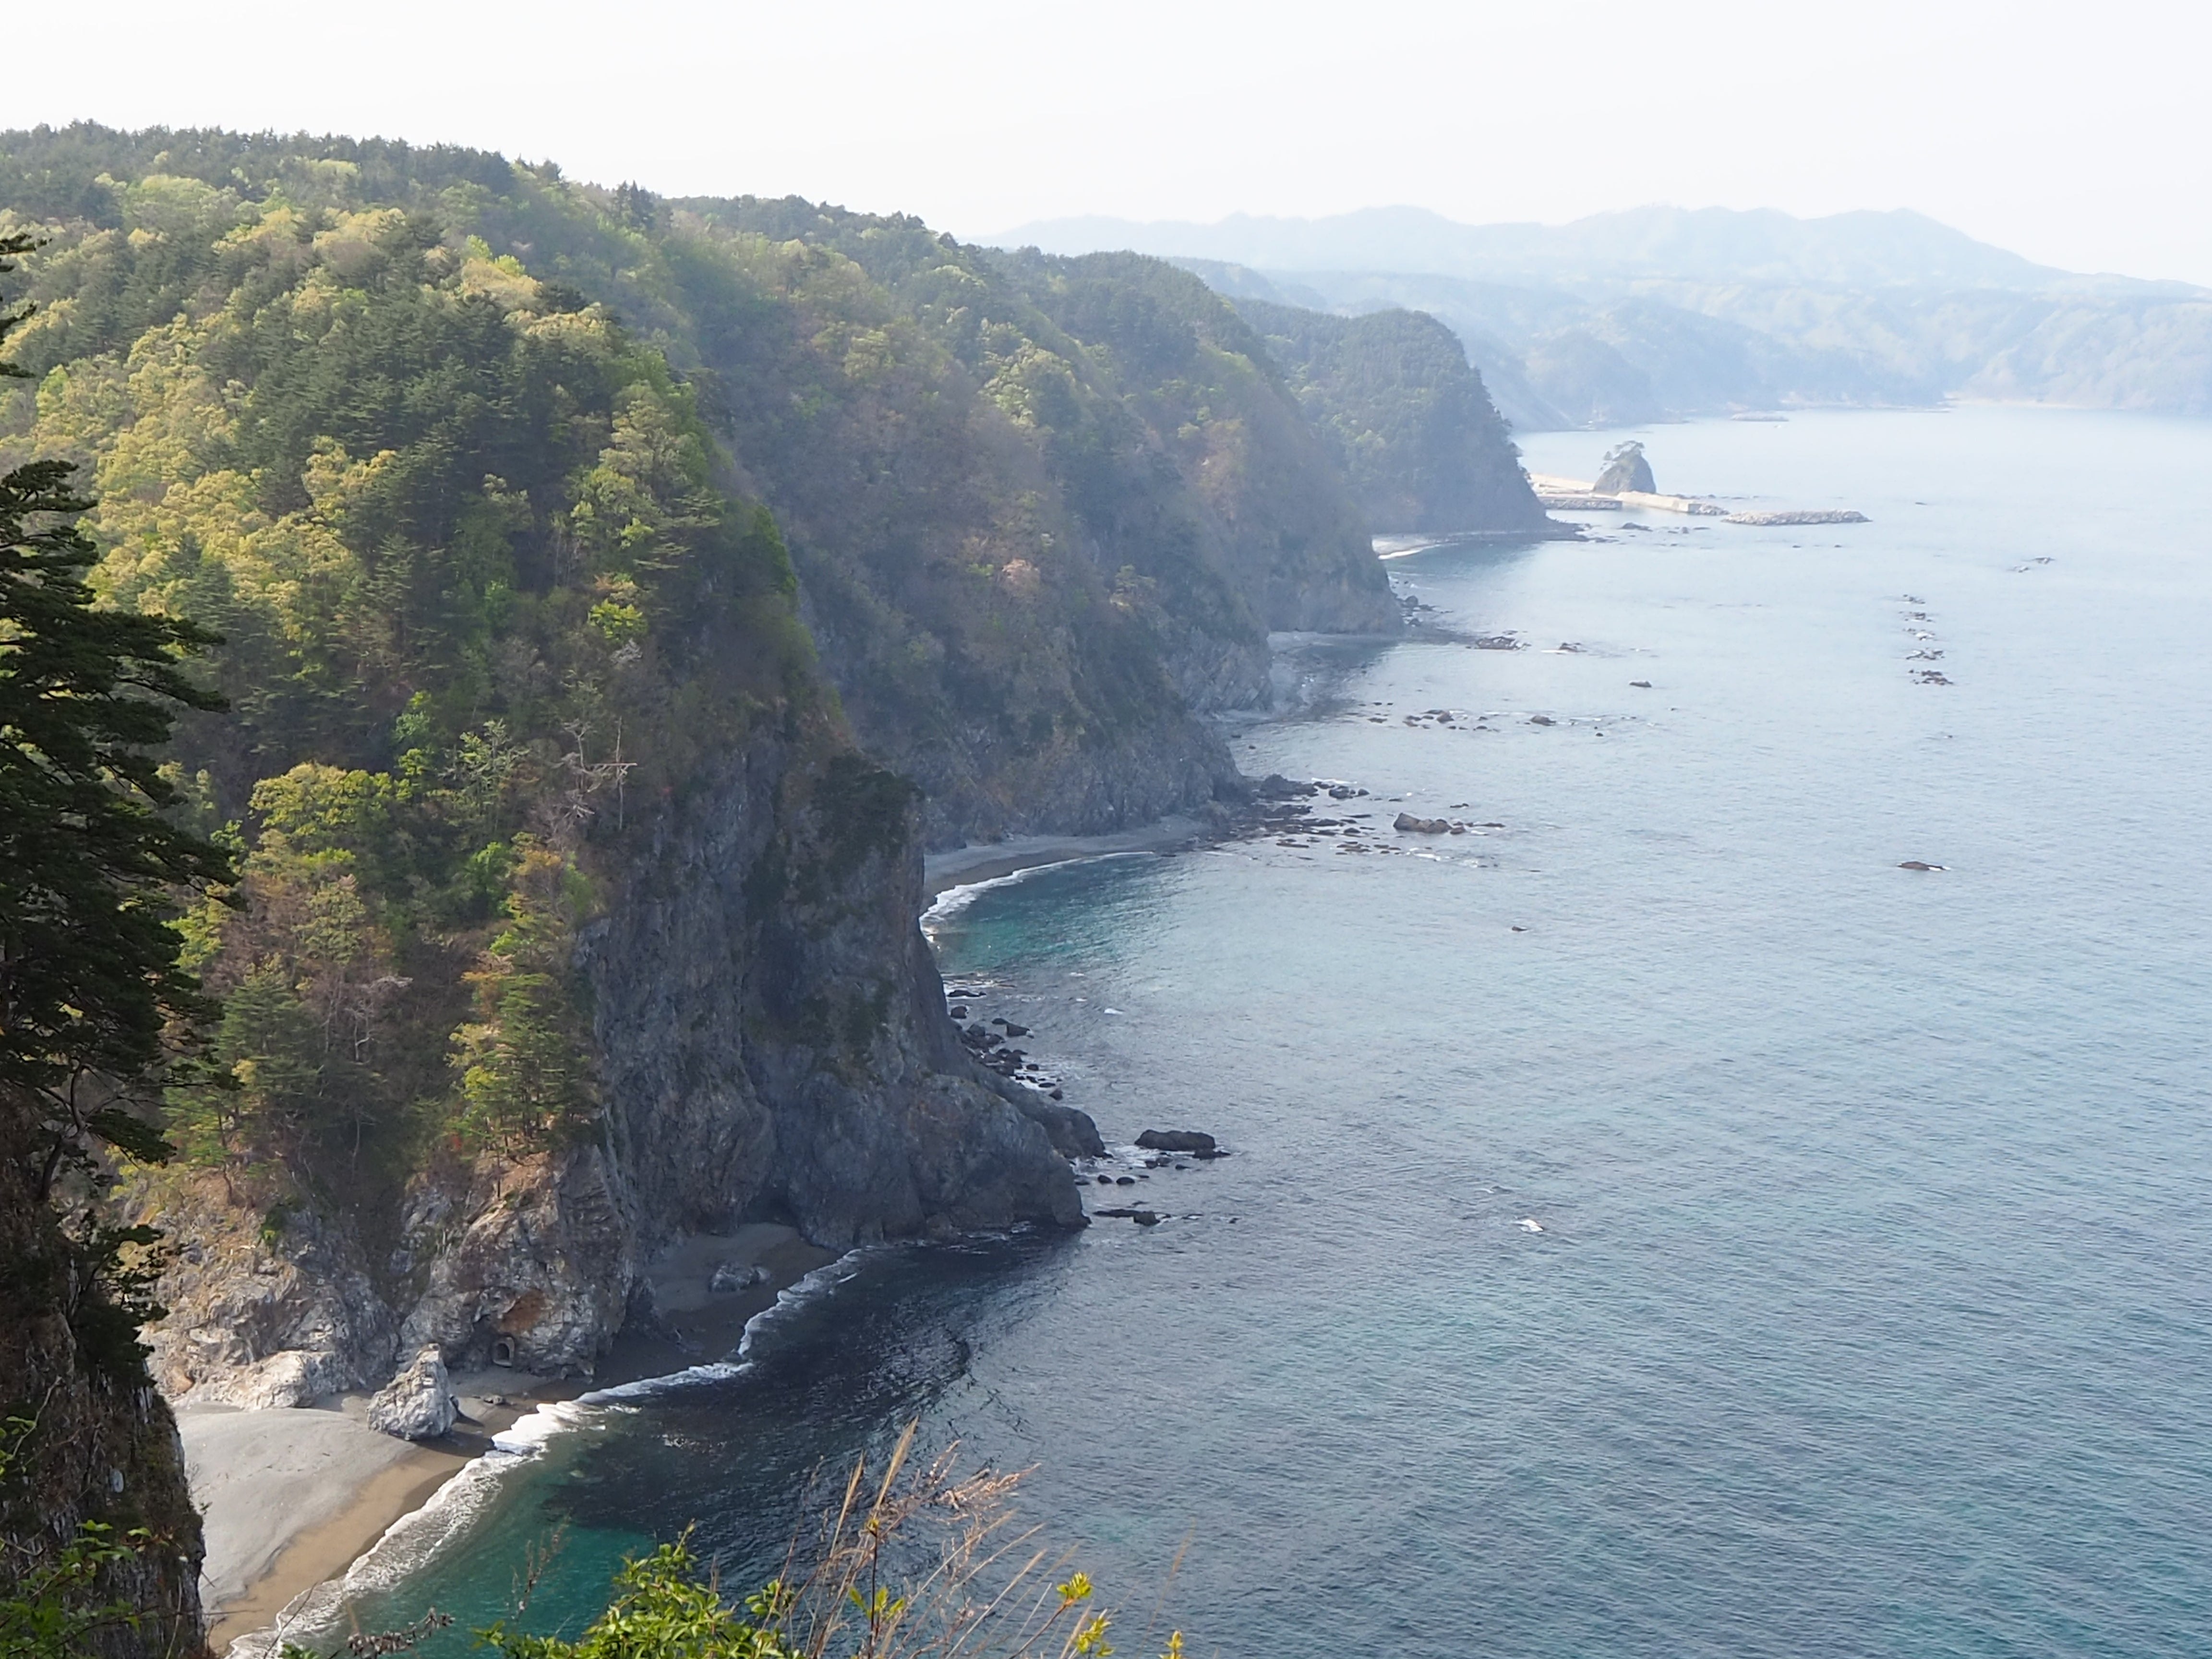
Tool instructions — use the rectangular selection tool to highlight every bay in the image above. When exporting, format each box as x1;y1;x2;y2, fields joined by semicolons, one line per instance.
333;406;2212;1659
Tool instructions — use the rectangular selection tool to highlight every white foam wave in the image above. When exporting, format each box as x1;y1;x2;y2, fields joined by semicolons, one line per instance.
235;1410;596;1659
923;866;1048;927
228;1250;874;1658
923;851;1152;931
736;1251;872;1364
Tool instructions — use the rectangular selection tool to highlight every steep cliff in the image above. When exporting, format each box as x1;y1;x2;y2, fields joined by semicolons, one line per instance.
385;738;1082;1378
0;127;1393;1409
0;135;1084;1407
0;1134;205;1659
665;203;1399;840
1233;300;1554;536
0;128;1401;848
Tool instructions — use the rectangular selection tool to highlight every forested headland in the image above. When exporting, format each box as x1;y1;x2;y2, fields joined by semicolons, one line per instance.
0;123;1547;1657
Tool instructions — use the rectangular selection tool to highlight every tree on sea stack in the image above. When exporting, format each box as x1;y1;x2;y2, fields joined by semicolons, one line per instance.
0;227;224;1659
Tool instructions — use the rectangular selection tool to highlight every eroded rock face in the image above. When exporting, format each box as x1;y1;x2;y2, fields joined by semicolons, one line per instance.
132;1174;394;1407
396;1148;637;1375
1008;1093;1107;1159
590;744;1083;1251
0;1128;204;1659
366;1346;457;1441
189;1349;349;1410
145;735;1085;1404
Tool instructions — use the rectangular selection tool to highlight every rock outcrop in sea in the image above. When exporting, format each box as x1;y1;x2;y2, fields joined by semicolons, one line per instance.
1593;441;1658;495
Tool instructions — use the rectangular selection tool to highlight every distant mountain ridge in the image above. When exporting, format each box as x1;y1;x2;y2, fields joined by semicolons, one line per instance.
993;205;2106;294
992;206;2212;424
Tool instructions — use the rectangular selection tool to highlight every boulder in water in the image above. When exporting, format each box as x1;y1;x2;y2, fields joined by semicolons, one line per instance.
1136;1128;1217;1155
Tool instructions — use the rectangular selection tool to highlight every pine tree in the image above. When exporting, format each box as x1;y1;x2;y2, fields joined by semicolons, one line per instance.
0;228;231;1198
0;224;221;1659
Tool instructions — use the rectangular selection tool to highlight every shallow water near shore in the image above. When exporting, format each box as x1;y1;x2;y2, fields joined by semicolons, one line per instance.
322;406;2212;1659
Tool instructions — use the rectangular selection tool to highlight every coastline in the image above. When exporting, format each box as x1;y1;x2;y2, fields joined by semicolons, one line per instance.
188;1223;834;1654
183;1410;477;1651
923;816;1202;898
200;819;1221;1652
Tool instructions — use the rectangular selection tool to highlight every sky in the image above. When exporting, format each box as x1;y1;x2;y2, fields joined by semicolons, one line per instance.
16;0;2212;284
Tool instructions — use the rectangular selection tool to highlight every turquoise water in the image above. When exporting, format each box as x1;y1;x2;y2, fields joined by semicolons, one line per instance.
334;407;2212;1658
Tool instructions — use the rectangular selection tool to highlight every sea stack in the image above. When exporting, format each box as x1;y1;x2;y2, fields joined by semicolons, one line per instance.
1594;440;1658;495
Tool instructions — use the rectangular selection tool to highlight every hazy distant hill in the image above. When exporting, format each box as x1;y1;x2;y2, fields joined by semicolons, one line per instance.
996;207;2212;424
1233;299;1551;534
997;204;2073;292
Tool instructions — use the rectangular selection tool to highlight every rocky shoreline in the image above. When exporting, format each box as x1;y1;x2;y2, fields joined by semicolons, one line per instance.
184;1221;839;1648
189;750;1454;1650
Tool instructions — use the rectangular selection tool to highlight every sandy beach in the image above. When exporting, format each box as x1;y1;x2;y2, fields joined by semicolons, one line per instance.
923;816;1201;898
185;1223;834;1653
182;1403;477;1649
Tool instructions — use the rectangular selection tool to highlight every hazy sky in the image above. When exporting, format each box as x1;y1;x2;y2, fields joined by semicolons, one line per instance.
19;0;2212;282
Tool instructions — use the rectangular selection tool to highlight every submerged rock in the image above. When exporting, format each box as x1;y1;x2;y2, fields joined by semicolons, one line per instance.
1394;813;1453;834
1724;508;1868;526
366;1345;458;1441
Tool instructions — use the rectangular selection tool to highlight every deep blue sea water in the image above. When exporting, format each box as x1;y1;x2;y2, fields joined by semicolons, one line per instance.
323;407;2212;1659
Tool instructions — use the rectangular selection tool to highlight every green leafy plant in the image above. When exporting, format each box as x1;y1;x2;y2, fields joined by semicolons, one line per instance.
0;1417;158;1659
466;1426;1186;1659
0;228;231;1205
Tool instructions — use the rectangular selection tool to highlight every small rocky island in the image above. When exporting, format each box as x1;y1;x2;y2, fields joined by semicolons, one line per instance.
1593;440;1657;494
1527;440;1866;524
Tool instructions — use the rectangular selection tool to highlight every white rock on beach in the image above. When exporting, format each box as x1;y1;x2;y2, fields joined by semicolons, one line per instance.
365;1346;458;1441
188;1347;347;1410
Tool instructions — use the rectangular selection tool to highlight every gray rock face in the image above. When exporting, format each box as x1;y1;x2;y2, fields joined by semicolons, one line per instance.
1593;441;1657;494
134;1176;394;1407
147;728;1085;1397
396;1147;637;1376
590;741;1084;1254
1007;1093;1107;1159
189;1348;348;1410
366;1346;457;1441
1135;1129;1218;1155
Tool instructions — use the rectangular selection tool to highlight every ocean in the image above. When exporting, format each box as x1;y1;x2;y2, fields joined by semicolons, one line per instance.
318;406;2212;1659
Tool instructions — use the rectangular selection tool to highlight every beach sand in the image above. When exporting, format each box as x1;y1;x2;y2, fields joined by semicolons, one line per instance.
188;1222;832;1652
923;817;1199;898
182;1402;471;1649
